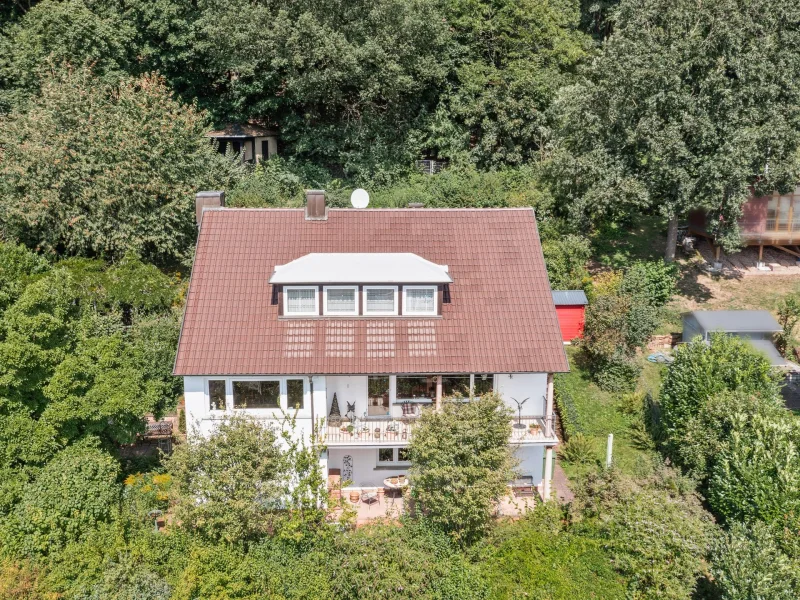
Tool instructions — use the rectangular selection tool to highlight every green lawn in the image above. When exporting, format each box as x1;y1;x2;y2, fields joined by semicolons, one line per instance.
557;347;664;481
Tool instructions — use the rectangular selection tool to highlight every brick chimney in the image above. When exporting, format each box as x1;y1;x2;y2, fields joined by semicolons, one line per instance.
196;191;225;228
305;189;327;220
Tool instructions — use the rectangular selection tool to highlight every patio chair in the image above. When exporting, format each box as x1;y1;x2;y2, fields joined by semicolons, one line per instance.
360;483;379;508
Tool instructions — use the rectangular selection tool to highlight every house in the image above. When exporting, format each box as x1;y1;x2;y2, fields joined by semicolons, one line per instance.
207;122;278;163
688;186;800;260
682;310;788;366
551;290;588;342
174;191;570;499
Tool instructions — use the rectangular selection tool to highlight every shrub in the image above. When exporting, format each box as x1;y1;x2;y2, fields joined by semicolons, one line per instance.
553;381;582;440
408;393;513;546
708;412;800;526
592;351;642;392
0;439;121;556
710;521;799;600
226;158;305;208
574;468;713;600
479;504;626;599
74;557;171;600
659;334;781;463
331;521;488;599
165;413;289;544
619;261;678;308
542;234;592;291
559;433;595;465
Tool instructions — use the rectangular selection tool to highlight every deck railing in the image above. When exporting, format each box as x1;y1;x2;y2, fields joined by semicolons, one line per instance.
324;415;556;446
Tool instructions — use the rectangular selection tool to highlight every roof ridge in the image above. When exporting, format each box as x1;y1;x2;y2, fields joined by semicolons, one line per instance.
203;207;536;212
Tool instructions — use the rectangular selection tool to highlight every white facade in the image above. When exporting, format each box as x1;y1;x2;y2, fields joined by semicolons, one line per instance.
183;372;556;496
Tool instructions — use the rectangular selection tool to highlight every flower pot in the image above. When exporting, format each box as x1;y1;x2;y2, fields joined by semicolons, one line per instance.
349;491;360;503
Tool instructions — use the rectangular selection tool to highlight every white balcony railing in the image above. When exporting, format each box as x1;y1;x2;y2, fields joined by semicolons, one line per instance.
323;415;556;446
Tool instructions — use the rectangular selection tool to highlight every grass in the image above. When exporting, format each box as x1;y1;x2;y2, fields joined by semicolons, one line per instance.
591;214;668;269
557;347;664;482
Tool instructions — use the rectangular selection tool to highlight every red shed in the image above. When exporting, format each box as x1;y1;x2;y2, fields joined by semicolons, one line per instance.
551;290;588;342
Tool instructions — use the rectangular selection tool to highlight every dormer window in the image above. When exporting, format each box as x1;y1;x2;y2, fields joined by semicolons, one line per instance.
403;286;437;316
323;286;358;315
285;286;318;316
364;286;398;316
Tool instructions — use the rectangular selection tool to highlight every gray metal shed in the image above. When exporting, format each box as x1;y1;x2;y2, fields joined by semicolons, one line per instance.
682;310;787;367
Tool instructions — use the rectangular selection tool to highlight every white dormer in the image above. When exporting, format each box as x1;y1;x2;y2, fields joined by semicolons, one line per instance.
271;253;450;318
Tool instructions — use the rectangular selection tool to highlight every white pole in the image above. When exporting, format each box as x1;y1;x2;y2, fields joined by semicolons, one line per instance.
606;433;614;468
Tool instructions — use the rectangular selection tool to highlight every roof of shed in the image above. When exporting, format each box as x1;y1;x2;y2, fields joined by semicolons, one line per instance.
174;208;569;376
207;122;278;138
688;310;782;333
748;339;789;367
270;253;452;284
551;290;588;306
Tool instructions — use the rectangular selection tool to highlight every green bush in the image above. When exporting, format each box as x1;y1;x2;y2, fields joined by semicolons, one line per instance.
409;394;513;546
592;351;642;392
710;521;800;600
559;433;595;465
542;234;592;291
226;158;306;208
620;261;678;308
479;504;626;599
574;468;713;600
659;334;781;465
0;440;121;556
553;381;582;440
708;412;800;526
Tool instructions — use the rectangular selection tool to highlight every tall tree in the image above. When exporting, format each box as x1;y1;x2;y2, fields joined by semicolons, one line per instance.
548;0;800;261
0;66;243;264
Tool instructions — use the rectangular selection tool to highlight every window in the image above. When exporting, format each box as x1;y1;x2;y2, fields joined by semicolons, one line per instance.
403;286;437;315
208;380;226;411
285;286;318;316
287;379;304;409
473;374;494;397
364;286;398;315
323;286;358;315
767;188;800;232
233;381;280;409
378;448;411;465
396;375;435;400
368;376;390;416
442;375;471;398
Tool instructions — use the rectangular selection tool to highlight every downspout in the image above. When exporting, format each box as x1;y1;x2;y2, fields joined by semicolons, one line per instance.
308;375;316;441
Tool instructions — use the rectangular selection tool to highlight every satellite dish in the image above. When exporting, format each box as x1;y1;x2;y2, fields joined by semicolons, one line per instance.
350;188;370;209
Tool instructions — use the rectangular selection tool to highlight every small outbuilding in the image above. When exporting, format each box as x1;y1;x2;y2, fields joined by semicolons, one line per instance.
682;310;788;366
552;290;588;342
207;122;278;163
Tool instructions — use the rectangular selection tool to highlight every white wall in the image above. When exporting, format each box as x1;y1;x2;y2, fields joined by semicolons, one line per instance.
495;373;548;416
326;376;369;420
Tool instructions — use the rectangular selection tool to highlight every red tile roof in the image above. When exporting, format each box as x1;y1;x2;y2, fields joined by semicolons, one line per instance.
174;208;569;375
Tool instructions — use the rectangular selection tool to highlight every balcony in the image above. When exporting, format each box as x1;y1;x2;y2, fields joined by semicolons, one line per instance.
323;415;557;447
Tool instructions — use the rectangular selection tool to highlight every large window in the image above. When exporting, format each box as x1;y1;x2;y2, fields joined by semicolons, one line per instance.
368;376;390;416
285;286;318;316
364;286;398;315
323;286;358;315
233;381;280;409
287;379;304;409
403;286;437;315
208;379;226;411
767;188;800;232
396;375;435;400
442;375;471;398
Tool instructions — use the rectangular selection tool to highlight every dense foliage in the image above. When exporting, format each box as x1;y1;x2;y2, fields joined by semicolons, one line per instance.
549;0;800;258
0;67;242;264
408;393;513;545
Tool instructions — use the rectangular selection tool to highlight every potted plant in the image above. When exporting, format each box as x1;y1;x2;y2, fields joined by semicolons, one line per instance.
346;424;354;436
529;423;541;436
